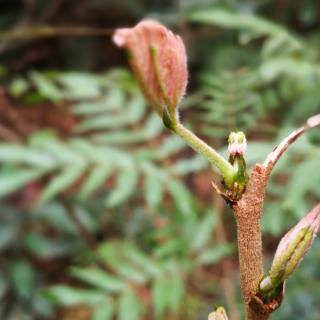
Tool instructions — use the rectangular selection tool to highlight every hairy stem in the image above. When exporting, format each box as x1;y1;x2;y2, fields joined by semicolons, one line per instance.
173;123;234;187
235;217;267;320
233;165;270;320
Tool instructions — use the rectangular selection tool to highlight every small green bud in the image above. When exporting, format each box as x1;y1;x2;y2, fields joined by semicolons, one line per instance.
228;131;246;156
208;307;229;320
226;131;248;201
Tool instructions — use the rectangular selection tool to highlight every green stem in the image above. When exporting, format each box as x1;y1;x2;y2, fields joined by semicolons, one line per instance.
173;122;234;186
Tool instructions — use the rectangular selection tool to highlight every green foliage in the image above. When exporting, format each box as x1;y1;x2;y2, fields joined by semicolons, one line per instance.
1;2;320;319
187;8;320;237
44;210;233;320
195;68;276;137
189;9;294;39
2;70;208;212
0;69;233;319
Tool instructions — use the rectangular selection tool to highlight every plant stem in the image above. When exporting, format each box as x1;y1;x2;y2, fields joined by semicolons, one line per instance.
173;123;234;187
235;217;267;320
233;165;271;320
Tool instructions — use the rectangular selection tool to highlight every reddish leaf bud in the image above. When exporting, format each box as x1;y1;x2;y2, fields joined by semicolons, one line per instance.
113;20;188;122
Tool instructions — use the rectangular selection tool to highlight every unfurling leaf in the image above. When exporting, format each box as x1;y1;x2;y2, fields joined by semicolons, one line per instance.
226;131;249;200
259;203;320;301
113;20;188;125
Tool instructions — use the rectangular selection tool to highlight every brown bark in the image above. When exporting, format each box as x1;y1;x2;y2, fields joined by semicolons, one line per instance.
232;164;271;320
209;116;320;319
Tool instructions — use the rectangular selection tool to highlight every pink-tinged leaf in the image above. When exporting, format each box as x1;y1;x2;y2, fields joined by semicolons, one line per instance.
270;203;320;282
263;113;320;169
263;126;305;168
306;113;320;128
260;204;320;301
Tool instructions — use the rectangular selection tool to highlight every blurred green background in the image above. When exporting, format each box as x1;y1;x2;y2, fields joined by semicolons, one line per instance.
0;0;319;319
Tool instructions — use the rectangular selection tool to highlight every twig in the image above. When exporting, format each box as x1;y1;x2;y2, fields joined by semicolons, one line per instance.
232;164;270;320
211;180;229;201
263;113;320;170
0;26;113;41
231;114;320;319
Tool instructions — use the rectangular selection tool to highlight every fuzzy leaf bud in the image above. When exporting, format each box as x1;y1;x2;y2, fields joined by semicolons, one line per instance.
259;203;320;301
228;131;247;156
226;131;248;200
113;20;188;126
